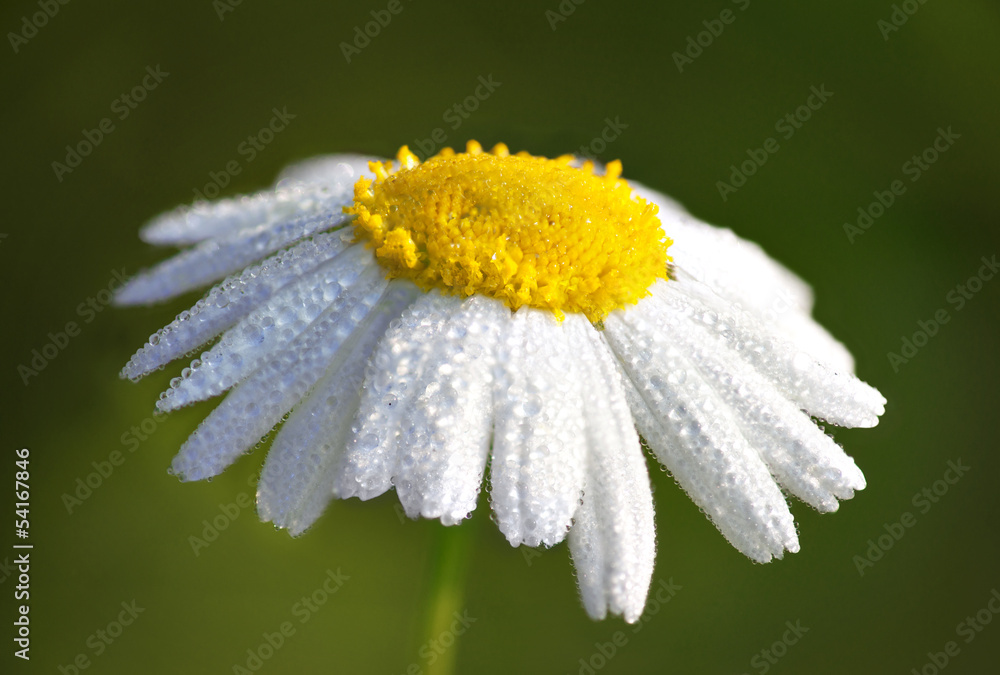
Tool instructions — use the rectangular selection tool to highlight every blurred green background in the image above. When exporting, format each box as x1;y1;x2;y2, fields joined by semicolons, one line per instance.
3;0;999;673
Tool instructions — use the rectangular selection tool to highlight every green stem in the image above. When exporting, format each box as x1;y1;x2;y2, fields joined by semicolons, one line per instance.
417;518;476;675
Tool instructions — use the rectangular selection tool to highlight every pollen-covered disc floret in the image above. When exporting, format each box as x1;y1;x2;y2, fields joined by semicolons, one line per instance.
346;141;671;322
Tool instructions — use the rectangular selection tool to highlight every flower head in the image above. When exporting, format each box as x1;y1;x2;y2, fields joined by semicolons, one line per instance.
116;141;885;622
347;142;668;321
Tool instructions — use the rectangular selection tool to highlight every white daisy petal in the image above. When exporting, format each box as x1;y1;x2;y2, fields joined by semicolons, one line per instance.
633;182;814;314
567;320;656;623
116;210;350;305
169;280;415;482
157;244;378;412
255;286;416;535
119;231;353;381
276;154;378;189
139;184;348;247
335;292;464;502
255;354;368;536
660;278;885;428
772;311;856;375
391;295;503;525
490;309;588;548
633;182;856;371
604;308;799;563
639;285;865;511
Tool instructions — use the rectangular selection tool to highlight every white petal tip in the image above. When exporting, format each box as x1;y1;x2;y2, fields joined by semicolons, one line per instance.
114;278;166;307
168;463;200;483
581;599;646;624
816;500;840;514
261;515;311;539
583;605;608;622
155;399;178;413
437;511;474;527
170;444;228;483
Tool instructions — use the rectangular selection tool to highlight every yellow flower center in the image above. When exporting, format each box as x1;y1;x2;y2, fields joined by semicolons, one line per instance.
346;141;671;322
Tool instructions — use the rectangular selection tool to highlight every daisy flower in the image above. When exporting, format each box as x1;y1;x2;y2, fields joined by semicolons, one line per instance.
116;141;885;622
